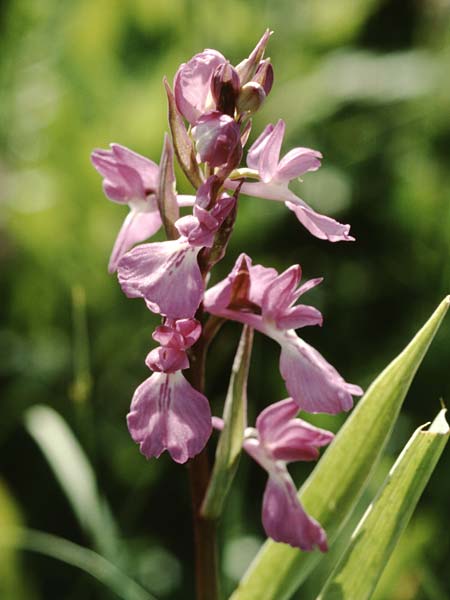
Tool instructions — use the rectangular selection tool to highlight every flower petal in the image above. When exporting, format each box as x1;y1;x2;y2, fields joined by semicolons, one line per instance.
261;265;301;320
275;304;323;330
117;239;203;318
174;50;226;124
275;147;322;183
127;372;212;464
246;123;275;170
110;144;159;191
256;398;333;462
108;208;162;273
262;473;328;551
259;119;285;182
286;200;355;242
279;335;363;414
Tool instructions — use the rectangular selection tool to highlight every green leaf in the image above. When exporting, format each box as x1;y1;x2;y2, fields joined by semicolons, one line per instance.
202;326;253;519
317;409;449;600
157;133;180;240
231;296;449;600
2;528;155;600
163;77;203;189
24;405;119;560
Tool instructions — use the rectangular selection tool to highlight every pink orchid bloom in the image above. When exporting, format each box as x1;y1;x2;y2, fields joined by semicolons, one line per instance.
117;178;235;319
214;398;333;550
127;318;212;464
174;31;273;125
204;254;363;413
174;50;227;124
228;120;354;242
91;144;194;273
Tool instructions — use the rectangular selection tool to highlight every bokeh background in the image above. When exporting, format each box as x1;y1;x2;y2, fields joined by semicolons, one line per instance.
1;0;449;599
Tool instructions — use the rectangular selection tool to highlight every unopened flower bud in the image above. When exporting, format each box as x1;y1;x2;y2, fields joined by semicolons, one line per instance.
211;62;240;117
236;82;266;115
235;29;272;85
192;111;241;168
253;59;274;96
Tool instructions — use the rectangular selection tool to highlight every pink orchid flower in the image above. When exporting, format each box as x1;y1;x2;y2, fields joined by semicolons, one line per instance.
228;120;354;242
204;254;363;413
215;398;333;550
174;50;227;124
127;318;212;464
91;144;194;273
117;178;235;319
173;30;272;125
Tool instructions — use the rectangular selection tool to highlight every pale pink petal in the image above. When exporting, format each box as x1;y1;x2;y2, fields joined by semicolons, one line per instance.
175;318;202;347
108;208;162;273
174;50;226;124
145;346;189;373
262;474;328;551
261;265;301;319
246;123;275;170
259;119;285;182
152;325;185;349
256;399;333;461
296;277;323;298
152;318;201;350
117;240;203;318
276;304;323;330
248;264;278;306
279;335;363;414
110;144;159;191
256;398;299;441
228;181;355;243
127;372;212;464
286;200;354;242
275;147;322;183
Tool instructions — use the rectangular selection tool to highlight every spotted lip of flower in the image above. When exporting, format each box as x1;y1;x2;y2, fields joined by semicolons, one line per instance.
204;253;363;413
127;318;212;464
227;119;354;242
91;144;163;273
117;180;236;319
240;398;333;551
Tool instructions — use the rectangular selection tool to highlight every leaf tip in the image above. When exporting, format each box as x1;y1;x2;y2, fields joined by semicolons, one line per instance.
428;408;449;435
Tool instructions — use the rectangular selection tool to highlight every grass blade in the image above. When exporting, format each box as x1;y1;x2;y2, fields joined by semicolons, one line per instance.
231;296;449;600
317;409;449;600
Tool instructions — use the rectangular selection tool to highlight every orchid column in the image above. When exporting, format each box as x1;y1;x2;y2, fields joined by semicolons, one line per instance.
91;30;362;600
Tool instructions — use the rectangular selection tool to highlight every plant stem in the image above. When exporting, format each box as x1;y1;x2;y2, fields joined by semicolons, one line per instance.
186;323;220;600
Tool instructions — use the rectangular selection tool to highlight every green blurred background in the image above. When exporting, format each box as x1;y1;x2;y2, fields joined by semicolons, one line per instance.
1;0;449;598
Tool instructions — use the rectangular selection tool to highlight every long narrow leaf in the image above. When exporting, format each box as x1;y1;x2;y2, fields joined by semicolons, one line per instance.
231;296;449;600
317;409;449;600
2;528;155;600
24;405;119;560
202;326;253;519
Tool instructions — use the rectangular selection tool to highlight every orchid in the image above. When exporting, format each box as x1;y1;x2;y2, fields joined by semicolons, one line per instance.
117;177;235;318
86;29;449;600
127;318;212;464
91;143;195;272
243;399;333;551
204;253;363;413
173;30;272;126
228;119;354;242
